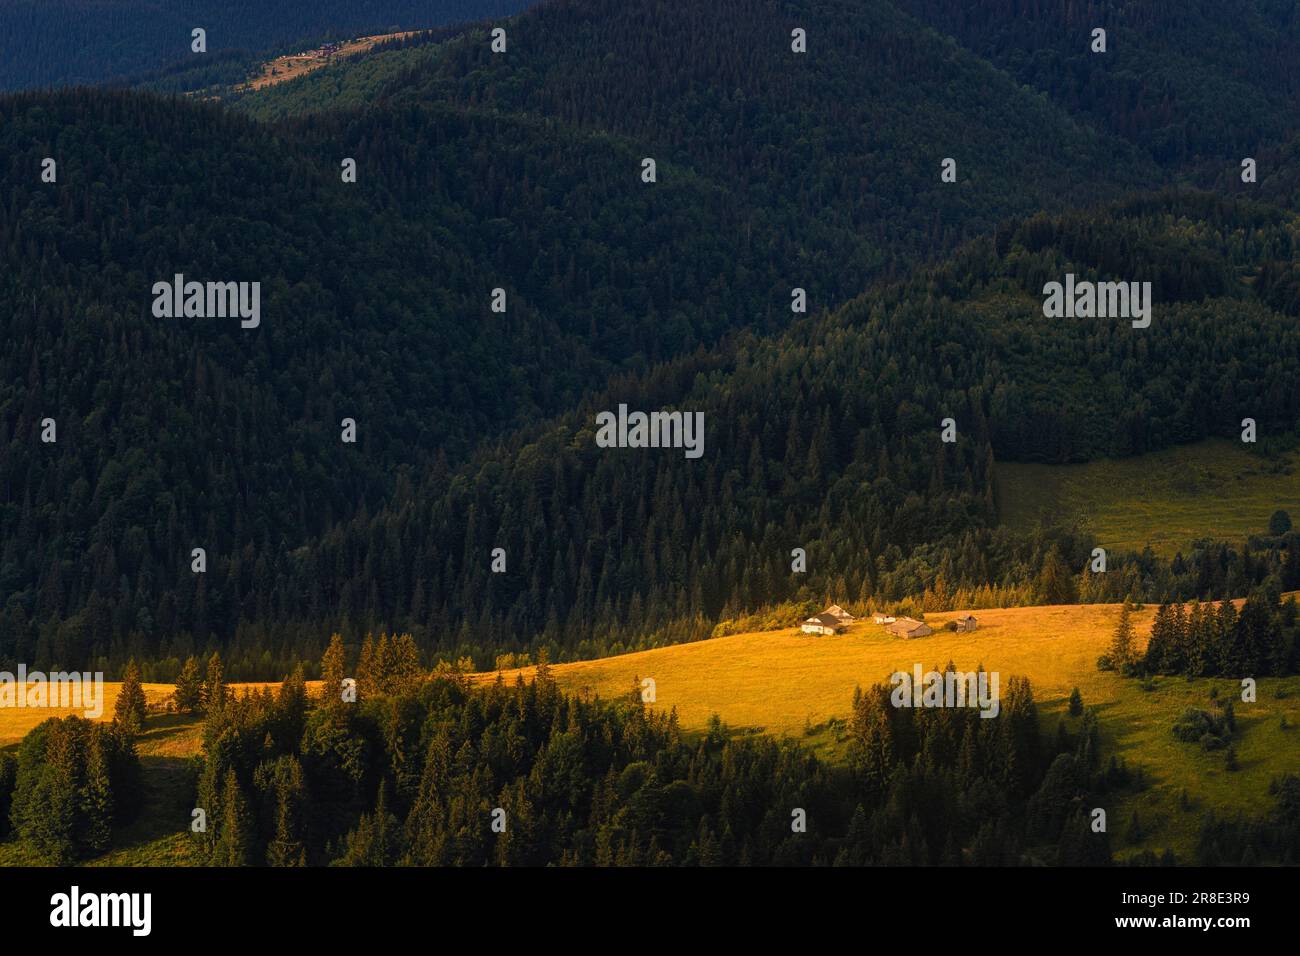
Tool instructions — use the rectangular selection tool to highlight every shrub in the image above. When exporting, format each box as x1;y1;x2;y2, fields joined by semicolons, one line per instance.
1172;708;1231;750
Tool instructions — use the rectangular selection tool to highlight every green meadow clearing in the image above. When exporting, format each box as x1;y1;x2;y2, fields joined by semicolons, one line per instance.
996;438;1300;557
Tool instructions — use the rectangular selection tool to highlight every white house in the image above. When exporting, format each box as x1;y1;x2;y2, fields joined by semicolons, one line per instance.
802;613;846;636
872;614;897;625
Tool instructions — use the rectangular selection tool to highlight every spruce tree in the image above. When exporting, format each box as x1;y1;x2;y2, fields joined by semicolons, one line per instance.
203;652;227;714
321;633;347;713
1167;603;1189;674
113;659;147;736
14;720;79;864
215;768;253;866
174;656;203;714
1213;601;1238;675
274;664;308;748
1144;604;1172;673
391;633;423;695
356;634;376;698
1035;547;1076;605
1108;602;1136;672
266;757;307;867
81;727;114;853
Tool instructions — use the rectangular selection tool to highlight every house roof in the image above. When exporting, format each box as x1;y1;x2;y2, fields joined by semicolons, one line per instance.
888;617;929;632
806;613;843;627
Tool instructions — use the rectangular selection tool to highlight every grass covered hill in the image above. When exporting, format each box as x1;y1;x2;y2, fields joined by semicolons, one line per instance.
474;598;1300;863
998;439;1300;558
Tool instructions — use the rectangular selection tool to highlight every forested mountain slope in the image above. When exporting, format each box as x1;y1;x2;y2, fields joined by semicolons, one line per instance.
241;0;1158;277
0;1;1172;674
2;1;1298;677
255;191;1300;663
0;88;846;651
0;0;533;91
6;157;1295;671
893;0;1300;166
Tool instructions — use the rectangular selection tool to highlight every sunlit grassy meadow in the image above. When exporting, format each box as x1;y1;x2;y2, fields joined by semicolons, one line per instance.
997;438;1300;557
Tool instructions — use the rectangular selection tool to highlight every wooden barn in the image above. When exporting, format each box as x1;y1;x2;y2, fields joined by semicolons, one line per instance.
823;604;855;624
886;617;932;639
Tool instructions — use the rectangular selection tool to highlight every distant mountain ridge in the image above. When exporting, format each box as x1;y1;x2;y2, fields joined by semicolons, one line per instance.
0;0;534;91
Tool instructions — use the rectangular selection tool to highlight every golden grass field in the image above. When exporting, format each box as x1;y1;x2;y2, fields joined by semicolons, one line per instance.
235;32;420;92
474;600;1300;860
997;438;1300;557
0;682;298;748
477;603;1143;739
2;599;1296;863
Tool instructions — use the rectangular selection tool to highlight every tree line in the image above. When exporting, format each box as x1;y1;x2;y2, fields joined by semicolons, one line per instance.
0;669;144;863
1101;586;1298;679
147;642;1127;865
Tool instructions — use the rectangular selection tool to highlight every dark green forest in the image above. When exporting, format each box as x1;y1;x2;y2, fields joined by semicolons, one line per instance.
2;0;1299;680
894;0;1300;167
0;1;532;91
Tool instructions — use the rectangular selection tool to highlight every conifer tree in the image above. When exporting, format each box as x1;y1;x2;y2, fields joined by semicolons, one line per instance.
203;651;227;714
13;719;79;864
266;757;307;867
81;727;114;853
321;633;348;715
275;664;308;748
1192;600;1220;677
1144;604;1173;673
174;656;203;714
356;634;376;698
113;659;147;736
215;768;253;866
1035;547;1076;605
1167;603;1189;674
391;633;423;695
1213;601;1239;675
1108;602;1137;672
